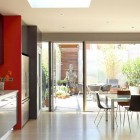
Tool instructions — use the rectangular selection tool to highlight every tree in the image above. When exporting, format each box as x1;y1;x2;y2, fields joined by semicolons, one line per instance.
122;58;140;86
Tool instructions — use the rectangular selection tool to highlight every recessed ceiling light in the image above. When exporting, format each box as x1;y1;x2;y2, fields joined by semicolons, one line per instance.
60;13;64;16
27;0;91;8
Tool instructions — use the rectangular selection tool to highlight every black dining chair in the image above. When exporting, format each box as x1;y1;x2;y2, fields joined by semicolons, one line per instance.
94;92;117;126
124;95;140;132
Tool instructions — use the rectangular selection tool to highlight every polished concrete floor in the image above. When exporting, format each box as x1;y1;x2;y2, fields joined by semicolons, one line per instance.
6;111;140;140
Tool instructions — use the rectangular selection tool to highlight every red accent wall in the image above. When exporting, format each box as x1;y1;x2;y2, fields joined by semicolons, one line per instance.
0;16;22;129
0;15;4;64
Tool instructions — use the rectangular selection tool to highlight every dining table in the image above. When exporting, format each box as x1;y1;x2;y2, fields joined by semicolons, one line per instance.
105;93;130;129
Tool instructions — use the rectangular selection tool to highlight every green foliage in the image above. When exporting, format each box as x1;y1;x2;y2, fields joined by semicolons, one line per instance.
45;90;49;99
56;85;69;92
42;64;48;81
57;80;63;85
55;85;70;98
122;58;140;86
97;44;124;79
57;79;67;85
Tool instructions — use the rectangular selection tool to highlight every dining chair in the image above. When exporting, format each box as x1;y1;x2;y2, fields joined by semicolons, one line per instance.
123;95;140;132
116;90;131;123
94;92;117;126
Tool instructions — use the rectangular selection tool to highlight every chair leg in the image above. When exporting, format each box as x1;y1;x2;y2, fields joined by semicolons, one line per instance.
78;91;81;97
97;110;105;126
116;105;123;125
94;109;101;123
137;113;139;124
115;105;118;119
126;111;131;132
113;110;118;127
123;109;126;126
131;112;133;120
119;105;121;123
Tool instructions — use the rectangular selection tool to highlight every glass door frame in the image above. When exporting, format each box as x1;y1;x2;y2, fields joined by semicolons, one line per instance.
48;41;54;111
83;41;86;111
48;41;87;112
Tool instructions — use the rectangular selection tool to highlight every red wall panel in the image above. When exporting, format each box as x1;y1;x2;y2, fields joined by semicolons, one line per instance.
0;16;22;129
0;15;4;64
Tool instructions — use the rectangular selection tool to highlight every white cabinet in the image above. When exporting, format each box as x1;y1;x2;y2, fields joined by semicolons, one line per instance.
0;90;18;138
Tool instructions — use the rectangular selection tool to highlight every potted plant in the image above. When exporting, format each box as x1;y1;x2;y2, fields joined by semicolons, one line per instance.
44;90;49;107
122;57;140;94
62;79;67;86
57;79;67;86
55;85;70;99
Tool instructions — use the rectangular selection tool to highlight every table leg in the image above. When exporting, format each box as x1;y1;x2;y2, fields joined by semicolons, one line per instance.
105;96;108;121
111;99;114;129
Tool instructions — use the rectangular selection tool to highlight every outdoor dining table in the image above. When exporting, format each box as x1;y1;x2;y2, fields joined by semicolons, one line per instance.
105;93;130;129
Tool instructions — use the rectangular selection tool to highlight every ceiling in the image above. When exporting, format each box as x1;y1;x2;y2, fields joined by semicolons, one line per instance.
0;0;140;33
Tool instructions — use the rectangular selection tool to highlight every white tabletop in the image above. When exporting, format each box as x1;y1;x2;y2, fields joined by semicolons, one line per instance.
106;93;130;102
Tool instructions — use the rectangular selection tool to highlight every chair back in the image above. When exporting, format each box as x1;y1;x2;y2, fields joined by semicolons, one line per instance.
100;84;111;92
95;93;103;108
129;95;140;111
117;90;130;106
88;85;100;92
117;90;130;95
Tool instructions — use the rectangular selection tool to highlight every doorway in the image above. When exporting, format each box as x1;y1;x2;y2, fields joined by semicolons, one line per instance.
49;42;84;112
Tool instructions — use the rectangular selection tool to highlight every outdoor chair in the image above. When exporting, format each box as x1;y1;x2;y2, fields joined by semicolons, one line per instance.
100;84;111;94
77;84;89;97
88;85;101;101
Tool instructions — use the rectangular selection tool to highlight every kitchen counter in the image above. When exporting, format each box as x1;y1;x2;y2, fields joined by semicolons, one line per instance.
0;90;18;97
0;90;18;139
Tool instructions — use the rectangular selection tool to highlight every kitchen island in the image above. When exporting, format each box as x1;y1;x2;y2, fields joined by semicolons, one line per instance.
0;90;18;139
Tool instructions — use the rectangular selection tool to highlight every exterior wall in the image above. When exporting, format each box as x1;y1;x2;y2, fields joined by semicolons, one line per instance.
42;33;140;43
28;26;42;119
60;45;78;80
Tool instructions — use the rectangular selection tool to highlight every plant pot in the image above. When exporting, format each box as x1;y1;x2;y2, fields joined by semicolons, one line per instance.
129;86;140;95
44;99;49;107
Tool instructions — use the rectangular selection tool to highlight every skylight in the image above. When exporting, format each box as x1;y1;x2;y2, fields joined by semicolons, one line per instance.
27;0;91;8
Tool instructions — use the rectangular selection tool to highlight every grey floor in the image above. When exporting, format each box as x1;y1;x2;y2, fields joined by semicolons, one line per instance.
6;111;140;140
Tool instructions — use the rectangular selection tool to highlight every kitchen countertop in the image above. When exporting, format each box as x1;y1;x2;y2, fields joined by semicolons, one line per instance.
0;90;18;107
0;90;18;100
